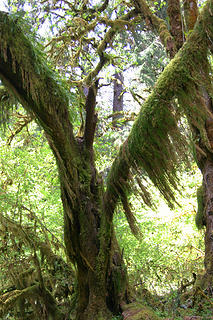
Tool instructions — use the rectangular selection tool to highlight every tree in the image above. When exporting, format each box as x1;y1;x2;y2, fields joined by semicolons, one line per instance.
1;0;213;319
112;72;124;127
133;0;213;291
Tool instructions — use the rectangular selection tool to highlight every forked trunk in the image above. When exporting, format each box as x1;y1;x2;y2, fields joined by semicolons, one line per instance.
50;137;129;320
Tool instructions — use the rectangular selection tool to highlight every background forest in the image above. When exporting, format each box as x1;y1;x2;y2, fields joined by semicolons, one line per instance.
0;0;212;319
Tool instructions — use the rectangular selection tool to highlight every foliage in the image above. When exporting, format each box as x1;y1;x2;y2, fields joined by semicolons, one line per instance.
0;113;75;319
0;113;63;238
114;164;204;294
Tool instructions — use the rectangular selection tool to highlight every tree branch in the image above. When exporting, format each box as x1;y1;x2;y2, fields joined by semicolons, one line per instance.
7;112;33;145
184;0;199;31
132;0;176;57
0;12;78;165
167;0;185;50
84;81;98;149
69;10;138;87
104;0;213;215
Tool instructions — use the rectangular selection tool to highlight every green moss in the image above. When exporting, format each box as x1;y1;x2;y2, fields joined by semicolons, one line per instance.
0;11;77;142
106;0;213;212
0;284;39;318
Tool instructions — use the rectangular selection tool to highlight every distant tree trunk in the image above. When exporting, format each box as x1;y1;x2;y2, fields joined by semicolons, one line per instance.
112;72;124;128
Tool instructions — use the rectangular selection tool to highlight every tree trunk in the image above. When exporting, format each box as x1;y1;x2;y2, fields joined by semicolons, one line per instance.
56;140;129;319
0;12;129;319
42;84;130;318
196;95;213;290
182;0;213;289
203;160;213;275
112;72;124;128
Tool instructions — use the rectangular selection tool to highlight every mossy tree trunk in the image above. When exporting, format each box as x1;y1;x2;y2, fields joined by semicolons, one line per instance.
133;0;213;289
197;96;213;287
58;134;129;319
183;0;213;287
0;13;129;320
203;159;213;276
41;123;129;319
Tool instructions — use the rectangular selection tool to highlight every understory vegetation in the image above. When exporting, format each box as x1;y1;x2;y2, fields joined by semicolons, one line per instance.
0;113;210;319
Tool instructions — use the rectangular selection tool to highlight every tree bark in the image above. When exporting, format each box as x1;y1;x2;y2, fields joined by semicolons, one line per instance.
196;94;213;289
183;0;213;288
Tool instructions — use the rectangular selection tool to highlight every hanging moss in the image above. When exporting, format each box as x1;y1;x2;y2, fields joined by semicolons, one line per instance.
0;85;17;130
0;10;82;178
106;0;213;212
0;12;77;139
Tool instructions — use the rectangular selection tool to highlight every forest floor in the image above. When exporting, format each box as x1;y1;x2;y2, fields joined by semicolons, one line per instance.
121;284;213;320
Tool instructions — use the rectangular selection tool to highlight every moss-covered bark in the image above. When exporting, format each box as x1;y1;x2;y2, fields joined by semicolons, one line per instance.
132;0;177;56
167;0;184;51
183;0;213;286
131;0;213;288
0;11;129;320
184;0;199;32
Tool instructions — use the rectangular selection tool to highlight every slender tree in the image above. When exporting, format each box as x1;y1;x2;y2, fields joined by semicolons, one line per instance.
112;72;124;127
1;0;213;319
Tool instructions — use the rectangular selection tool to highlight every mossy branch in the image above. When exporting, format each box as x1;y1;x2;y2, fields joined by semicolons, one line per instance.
0;284;39;317
132;0;176;57
0;211;69;271
167;0;185;50
104;0;213;215
69;10;137;87
7;112;33;145
0;12;78;164
84;81;98;149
